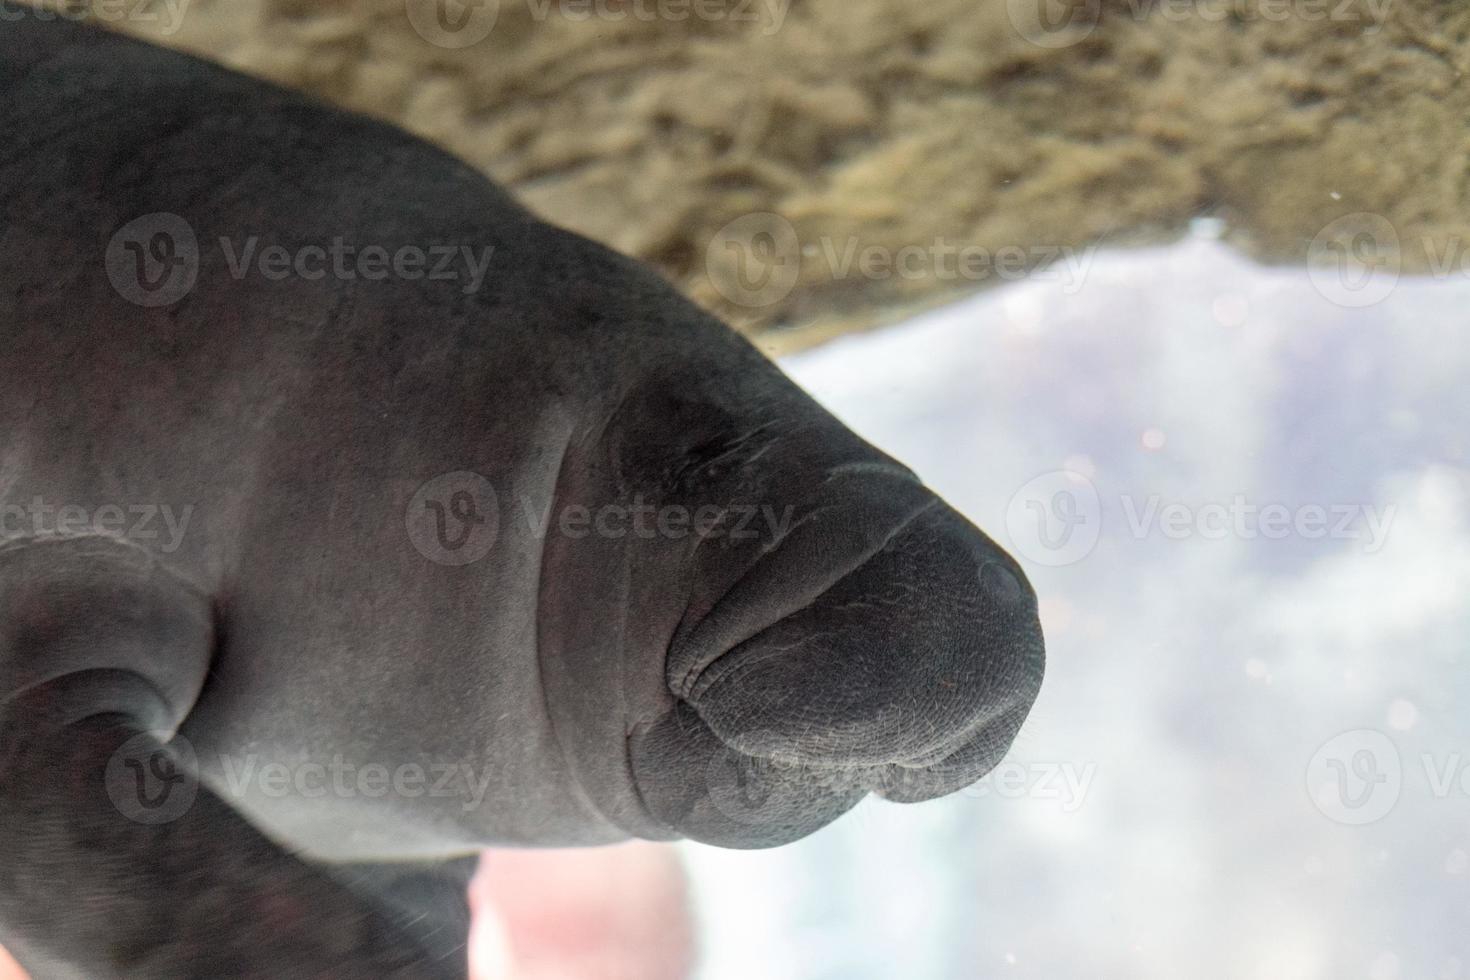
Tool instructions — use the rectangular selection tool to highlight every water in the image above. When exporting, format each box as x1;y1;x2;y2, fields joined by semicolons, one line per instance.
685;232;1470;980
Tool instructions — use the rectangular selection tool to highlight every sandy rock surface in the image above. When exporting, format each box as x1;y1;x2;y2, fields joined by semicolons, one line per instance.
53;0;1470;350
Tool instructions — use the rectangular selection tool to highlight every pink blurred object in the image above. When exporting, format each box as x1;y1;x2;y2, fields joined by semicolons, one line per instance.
0;942;25;980
470;843;696;980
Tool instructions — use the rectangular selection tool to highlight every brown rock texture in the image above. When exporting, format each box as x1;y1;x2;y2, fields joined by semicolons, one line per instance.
40;0;1470;350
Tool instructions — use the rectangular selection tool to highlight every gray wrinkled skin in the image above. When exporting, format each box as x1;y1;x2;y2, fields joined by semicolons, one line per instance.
0;17;1043;980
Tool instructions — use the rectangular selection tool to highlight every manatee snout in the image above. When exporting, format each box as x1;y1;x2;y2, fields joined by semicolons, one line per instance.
630;480;1044;848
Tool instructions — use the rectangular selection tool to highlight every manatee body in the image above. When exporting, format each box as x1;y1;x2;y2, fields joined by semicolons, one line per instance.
0;16;1043;979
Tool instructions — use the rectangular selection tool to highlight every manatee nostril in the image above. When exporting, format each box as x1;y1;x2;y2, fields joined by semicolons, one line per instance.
979;559;1026;605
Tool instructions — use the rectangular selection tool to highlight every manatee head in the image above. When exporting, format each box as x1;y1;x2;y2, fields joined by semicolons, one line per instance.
534;311;1045;849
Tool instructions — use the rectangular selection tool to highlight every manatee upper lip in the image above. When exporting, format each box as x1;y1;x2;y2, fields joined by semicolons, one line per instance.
667;492;938;705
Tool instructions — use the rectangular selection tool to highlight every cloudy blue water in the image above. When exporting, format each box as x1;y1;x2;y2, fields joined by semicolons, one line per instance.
681;230;1470;980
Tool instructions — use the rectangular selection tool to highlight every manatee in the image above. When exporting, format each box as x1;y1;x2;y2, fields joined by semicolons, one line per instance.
0;15;1043;978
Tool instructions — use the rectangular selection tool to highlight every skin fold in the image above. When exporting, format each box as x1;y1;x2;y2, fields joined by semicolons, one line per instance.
0;15;1044;979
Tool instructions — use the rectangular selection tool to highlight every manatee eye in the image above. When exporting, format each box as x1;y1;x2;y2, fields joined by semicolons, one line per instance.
607;382;779;504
